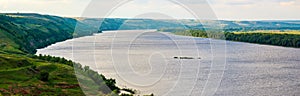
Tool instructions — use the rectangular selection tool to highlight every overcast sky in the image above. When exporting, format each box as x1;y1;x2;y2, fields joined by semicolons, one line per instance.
1;0;300;20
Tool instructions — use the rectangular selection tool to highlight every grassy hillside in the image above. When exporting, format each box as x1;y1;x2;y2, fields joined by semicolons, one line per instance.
0;51;84;95
0;50;127;95
0;13;133;95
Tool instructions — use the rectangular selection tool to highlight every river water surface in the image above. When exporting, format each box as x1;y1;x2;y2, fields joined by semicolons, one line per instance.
37;30;300;96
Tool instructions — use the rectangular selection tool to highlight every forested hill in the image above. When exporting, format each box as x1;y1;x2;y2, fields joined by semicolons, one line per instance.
0;13;99;54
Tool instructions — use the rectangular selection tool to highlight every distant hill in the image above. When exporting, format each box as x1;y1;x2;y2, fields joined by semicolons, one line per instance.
76;18;300;32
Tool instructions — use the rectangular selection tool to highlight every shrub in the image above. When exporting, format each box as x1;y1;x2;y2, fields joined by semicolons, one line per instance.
39;71;49;81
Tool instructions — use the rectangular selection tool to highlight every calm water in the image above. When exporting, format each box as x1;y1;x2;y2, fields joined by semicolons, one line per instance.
37;30;300;96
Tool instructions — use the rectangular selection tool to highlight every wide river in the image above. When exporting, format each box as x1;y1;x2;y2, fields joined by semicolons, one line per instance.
37;30;300;96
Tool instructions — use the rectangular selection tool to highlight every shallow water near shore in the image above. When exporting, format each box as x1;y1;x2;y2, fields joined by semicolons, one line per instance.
37;30;300;95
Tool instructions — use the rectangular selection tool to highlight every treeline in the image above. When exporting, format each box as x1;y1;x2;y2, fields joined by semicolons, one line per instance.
225;32;300;48
174;30;225;39
74;63;137;95
178;30;300;48
31;54;74;66
74;63;120;94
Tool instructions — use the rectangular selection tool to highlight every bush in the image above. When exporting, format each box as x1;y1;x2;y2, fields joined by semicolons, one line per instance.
39;71;49;81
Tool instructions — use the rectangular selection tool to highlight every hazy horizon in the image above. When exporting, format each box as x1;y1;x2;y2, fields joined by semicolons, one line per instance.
1;0;300;20
3;12;300;21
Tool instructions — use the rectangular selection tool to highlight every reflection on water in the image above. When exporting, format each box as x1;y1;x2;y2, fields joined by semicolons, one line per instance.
37;30;300;95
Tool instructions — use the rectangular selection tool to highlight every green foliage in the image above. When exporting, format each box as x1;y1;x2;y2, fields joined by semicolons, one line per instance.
187;30;208;38
174;29;225;39
176;29;300;48
74;63;122;95
2;13;299;53
0;51;129;95
121;88;136;94
0;52;84;95
0;14;72;53
225;32;300;47
0;56;32;70
0;13;99;54
39;71;49;81
33;54;74;66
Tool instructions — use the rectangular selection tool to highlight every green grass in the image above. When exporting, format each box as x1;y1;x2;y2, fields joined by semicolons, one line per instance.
0;51;133;95
0;52;85;95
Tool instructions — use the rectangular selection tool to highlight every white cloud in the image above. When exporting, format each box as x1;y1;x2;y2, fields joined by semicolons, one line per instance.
279;1;296;6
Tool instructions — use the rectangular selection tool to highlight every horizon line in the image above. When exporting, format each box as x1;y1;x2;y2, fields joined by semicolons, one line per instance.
2;12;300;21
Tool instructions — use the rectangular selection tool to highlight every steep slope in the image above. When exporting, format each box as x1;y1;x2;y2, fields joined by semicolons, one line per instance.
0;51;123;95
0;13;129;95
0;13;98;54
